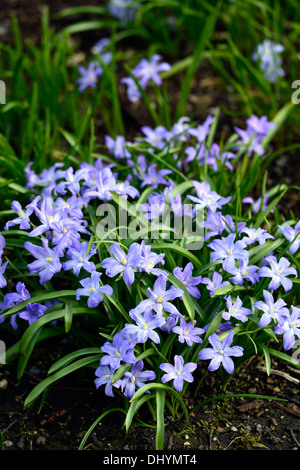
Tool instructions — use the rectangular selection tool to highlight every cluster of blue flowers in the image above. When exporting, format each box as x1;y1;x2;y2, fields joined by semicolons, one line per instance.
252;39;285;83
1;112;299;403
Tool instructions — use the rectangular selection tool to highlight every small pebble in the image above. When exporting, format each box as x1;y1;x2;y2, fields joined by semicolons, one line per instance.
36;436;46;446
17;436;25;450
3;440;13;448
0;378;8;390
231;426;238;432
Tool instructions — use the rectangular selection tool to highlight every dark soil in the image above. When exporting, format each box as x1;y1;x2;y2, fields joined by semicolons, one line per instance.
0;332;300;451
0;0;300;454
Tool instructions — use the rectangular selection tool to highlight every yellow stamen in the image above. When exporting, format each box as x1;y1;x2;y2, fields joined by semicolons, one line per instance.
46;257;52;261
18;210;23;216
115;352;120;356
143;323;148;328
219;349;224;354
157;297;163;302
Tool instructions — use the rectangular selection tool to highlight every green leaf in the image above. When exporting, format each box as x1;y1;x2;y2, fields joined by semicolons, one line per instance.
130;383;189;420
64;302;73;333
267;348;300;369
17;330;42;380
175;6;218;117
261;345;271;376
125;395;154;432
150;243;202;268
19;307;105;355
111;348;155;384
78;408;126;451
48;347;102;375
249;239;284;265
168;273;195;322
254;189;288;229
155;389;165;450
3;290;77;317
260;101;296;151
24;355;102;408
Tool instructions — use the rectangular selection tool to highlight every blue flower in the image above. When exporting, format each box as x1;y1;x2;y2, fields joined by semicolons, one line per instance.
258;255;297;292
187;181;231;214
120;360;156;399
253;290;289;327
160;355;197;392
76;271;113;308
102;242;142;286
0;259;8;288
100;332;136;370
77;61;103;92
130;274;183;317
173;262;202;299
19;302;47;325
138;241;167;278
188;115;214;143
140;163;172;189
160;314;178;334
4;198;40;231
201;271;230;297
222;296;252;323
198;331;244;374
94;365;122;398
274;306;300;351
124;309;166;344
173;318;205;346
226;259;259;286
278;221;300;255
4;282;30;307
24;238;62;285
28;197;66;238
252;40;285;83
241;227;274;246
63;241;96;275
208;233;249;271
105;135;131;160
